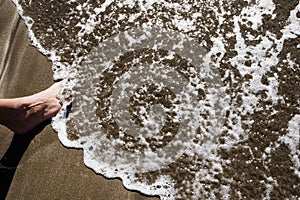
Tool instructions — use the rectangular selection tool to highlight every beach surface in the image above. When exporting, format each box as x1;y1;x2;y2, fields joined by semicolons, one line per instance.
1;0;299;199
0;0;158;199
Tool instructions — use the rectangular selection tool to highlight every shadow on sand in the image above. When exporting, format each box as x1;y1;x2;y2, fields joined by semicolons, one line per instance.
0;120;50;200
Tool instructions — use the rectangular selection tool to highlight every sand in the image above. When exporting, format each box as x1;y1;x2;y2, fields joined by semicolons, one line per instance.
0;0;158;199
1;0;299;199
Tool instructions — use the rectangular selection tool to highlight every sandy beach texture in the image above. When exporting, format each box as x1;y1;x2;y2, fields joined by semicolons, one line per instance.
1;0;300;199
0;0;158;199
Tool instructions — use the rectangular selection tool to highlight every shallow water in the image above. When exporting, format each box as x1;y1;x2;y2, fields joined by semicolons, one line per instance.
13;0;300;199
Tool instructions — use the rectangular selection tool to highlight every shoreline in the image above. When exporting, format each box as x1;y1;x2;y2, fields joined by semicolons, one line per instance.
0;0;158;199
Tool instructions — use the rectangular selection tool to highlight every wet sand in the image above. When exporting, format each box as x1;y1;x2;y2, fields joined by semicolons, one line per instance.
0;0;158;199
1;0;299;199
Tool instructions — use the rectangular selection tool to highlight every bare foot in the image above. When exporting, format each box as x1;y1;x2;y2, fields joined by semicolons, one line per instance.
0;82;62;134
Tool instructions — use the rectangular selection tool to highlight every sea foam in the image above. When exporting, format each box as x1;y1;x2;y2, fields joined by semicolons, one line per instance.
12;0;300;199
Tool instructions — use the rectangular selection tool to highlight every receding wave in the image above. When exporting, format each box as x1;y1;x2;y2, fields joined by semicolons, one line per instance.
13;0;300;199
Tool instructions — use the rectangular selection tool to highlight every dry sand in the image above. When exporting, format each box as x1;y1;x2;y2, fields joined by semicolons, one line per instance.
0;0;158;199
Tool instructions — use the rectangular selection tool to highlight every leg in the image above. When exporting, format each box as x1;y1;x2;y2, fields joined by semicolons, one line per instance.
0;82;62;134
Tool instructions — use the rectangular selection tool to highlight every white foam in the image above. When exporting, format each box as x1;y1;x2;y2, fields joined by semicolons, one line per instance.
280;115;300;178
12;0;300;198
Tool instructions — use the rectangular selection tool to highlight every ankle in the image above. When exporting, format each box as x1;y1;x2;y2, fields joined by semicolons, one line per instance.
0;99;25;129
